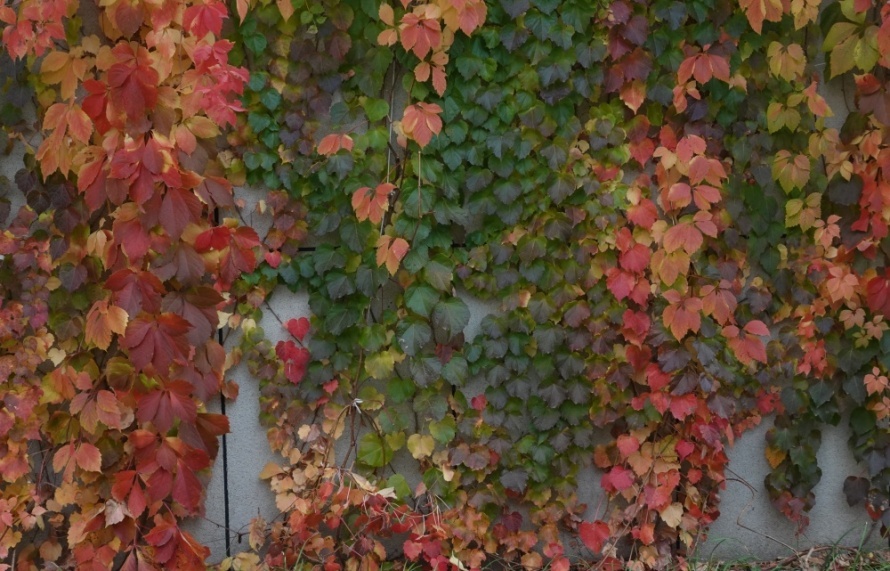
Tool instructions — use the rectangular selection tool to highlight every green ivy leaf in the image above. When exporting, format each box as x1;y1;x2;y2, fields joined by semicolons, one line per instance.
357;433;392;467
442;355;468;386
429;416;456;444
363;98;389;121
396;318;432;356
259;89;281;111
423;256;454;291
405;284;440;318
386;376;415;403
432;297;470;339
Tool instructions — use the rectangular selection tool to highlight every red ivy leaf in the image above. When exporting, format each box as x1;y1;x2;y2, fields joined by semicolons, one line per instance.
286;317;310;341
866;271;890;317
160;187;203;240
579;520;611;553
106;269;165;317
606;267;636;301
601;465;634;492
194;176;234;209
627;198;657;228
403;539;423;561
275;340;310;384
669;394;698;421
619;243;650;273
107;43;159;122
183;0;227;38
172;458;204;513
161;287;224;346
112;203;152;261
123;313;192;372
195;224;261;286
739;0;785;34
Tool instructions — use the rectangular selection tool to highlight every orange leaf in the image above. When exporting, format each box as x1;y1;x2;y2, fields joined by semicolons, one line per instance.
85;299;129;350
40;49;87;100
378;28;398;46
700;283;737;325
277;0;294;21
765;446;787;468
693;185;722;210
75;443;102;472
666;182;692;210
650;249;690;286
739;0;785;33
864;367;889;395
620;79;646;113
432;65;447;96
376;235;409;275
415;61;431;82
351;183;394;225
317;133;354;156
723;325;768;365
663;295;702;340
379;3;395;25
53;443;75;474
663;222;703;255
399;10;441;60
803;81;832;117
402;102;443;147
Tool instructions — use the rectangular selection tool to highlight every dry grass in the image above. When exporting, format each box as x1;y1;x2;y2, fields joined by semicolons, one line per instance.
690;547;890;571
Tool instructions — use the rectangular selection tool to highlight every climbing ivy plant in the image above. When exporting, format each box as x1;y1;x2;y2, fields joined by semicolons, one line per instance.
1;0;889;569
226;0;890;568
0;0;251;567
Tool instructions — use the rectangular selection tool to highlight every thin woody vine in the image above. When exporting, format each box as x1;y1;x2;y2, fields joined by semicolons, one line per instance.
0;0;889;570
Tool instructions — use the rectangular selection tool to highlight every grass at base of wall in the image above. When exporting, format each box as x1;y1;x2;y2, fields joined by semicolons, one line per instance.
688;547;890;571
262;548;890;571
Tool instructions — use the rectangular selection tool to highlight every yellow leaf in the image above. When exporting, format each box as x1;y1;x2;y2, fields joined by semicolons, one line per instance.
765;446;787;468
84;299;129;350
379;3;395;25
259;463;283;479
365;350;400;379
785;198;803;228
772;151;810;192
790;0;819;28
407;434;435;459
767;42;806;81
660;502;684;528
